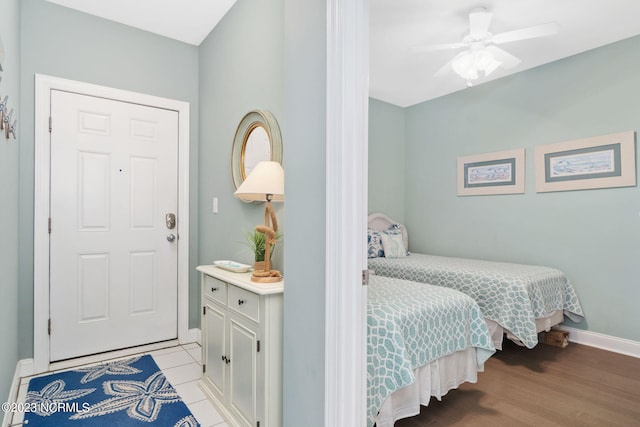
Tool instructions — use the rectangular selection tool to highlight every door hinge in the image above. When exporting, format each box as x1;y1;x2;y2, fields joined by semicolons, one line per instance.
48;218;52;234
203;306;206;315
257;422;260;427
48;318;51;335
362;269;371;286
257;340;260;353
49;116;52;133
202;364;206;374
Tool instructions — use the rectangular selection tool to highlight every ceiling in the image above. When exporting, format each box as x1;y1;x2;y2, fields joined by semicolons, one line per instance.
371;0;640;107
44;0;237;46
45;0;640;107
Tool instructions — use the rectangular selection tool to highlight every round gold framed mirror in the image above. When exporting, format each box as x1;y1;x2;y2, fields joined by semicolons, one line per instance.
231;110;283;197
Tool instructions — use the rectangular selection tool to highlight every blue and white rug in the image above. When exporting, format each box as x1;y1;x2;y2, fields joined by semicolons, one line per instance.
24;355;200;426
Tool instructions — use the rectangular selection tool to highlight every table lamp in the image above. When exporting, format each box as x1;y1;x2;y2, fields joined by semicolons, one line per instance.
234;161;284;282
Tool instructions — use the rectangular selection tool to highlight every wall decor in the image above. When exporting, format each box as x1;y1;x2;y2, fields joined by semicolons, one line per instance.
0;34;17;140
231;110;282;200
0;32;4;71
457;148;525;196
534;131;636;193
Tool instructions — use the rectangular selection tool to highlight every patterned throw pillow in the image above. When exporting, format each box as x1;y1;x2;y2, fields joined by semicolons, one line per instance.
381;230;407;258
382;224;408;257
367;228;385;258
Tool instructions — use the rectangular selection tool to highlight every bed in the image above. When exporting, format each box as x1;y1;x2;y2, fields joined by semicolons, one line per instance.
368;274;495;427
367;213;584;350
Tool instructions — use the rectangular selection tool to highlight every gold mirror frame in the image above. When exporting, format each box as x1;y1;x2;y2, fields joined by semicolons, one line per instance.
231;110;283;200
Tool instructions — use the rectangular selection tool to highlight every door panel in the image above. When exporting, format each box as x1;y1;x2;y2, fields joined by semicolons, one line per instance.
49;90;179;361
130;157;157;228
229;318;257;426
78;253;109;321
79;152;110;229
205;302;227;398
129;251;157;315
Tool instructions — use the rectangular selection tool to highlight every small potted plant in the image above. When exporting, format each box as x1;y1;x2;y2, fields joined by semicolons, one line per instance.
243;229;282;271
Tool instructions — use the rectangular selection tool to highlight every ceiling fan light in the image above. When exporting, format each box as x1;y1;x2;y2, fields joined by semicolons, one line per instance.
451;51;478;80
451;47;503;81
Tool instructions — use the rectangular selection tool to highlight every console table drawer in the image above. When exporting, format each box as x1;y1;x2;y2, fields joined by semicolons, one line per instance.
204;275;227;305
227;285;260;322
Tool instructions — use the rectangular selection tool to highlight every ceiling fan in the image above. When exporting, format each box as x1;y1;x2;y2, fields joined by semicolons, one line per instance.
413;7;560;86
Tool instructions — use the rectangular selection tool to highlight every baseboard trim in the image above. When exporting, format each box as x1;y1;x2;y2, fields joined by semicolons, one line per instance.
1;367;18;427
18;358;35;378
2;359;33;427
555;326;640;359
183;328;201;346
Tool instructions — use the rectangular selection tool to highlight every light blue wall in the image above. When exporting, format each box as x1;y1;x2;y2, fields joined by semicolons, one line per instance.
199;0;328;424
0;0;21;403
18;0;200;358
401;36;640;342
197;0;284;271
368;98;405;222
282;0;327;424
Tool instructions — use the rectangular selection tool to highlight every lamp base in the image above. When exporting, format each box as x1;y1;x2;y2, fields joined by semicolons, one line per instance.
250;275;283;283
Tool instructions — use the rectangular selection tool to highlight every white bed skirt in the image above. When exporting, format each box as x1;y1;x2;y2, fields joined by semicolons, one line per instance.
487;309;565;350
375;347;482;427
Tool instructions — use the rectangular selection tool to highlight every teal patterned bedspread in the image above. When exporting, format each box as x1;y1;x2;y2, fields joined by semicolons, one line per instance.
368;275;495;427
368;254;584;349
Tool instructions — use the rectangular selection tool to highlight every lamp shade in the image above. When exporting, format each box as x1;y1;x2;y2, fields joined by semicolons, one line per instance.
234;161;284;202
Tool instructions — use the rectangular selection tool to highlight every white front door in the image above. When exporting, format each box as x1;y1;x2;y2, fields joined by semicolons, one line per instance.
49;90;179;361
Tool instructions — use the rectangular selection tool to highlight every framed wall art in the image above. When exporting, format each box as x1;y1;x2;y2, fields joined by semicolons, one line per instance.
457;148;525;196
534;131;636;193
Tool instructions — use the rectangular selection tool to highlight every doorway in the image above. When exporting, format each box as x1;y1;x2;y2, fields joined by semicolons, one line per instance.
33;75;191;372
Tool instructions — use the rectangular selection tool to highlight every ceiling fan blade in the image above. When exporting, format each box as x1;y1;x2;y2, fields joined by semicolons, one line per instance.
492;22;560;44
410;42;466;53
434;50;470;78
469;8;492;37
434;59;454;77
485;45;521;69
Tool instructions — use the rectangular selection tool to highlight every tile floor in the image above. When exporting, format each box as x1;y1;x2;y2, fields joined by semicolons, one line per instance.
10;343;227;427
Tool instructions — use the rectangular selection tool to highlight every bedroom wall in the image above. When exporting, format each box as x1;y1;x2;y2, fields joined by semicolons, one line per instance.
18;0;200;358
402;35;640;342
368;98;406;223
0;0;21;403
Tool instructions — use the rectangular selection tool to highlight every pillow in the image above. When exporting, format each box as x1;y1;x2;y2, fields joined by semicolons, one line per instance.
381;232;407;258
367;228;385;258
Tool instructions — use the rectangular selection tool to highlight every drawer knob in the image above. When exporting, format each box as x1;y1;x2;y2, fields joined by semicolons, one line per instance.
238;299;245;306
211;287;218;292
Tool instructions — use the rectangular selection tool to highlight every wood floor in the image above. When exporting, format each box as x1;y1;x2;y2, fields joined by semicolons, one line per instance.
394;339;640;427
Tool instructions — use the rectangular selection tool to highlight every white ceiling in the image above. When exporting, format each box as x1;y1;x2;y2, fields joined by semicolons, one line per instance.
371;0;640;107
45;0;640;107
44;0;236;46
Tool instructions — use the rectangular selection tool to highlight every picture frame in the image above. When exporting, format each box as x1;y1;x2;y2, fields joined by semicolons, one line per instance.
457;148;525;196
534;131;636;193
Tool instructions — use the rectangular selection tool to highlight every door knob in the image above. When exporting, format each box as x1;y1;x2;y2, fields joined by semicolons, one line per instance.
167;234;176;242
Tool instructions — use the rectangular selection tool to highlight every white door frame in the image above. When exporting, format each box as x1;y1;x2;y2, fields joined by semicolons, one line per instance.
325;0;369;425
33;74;190;374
